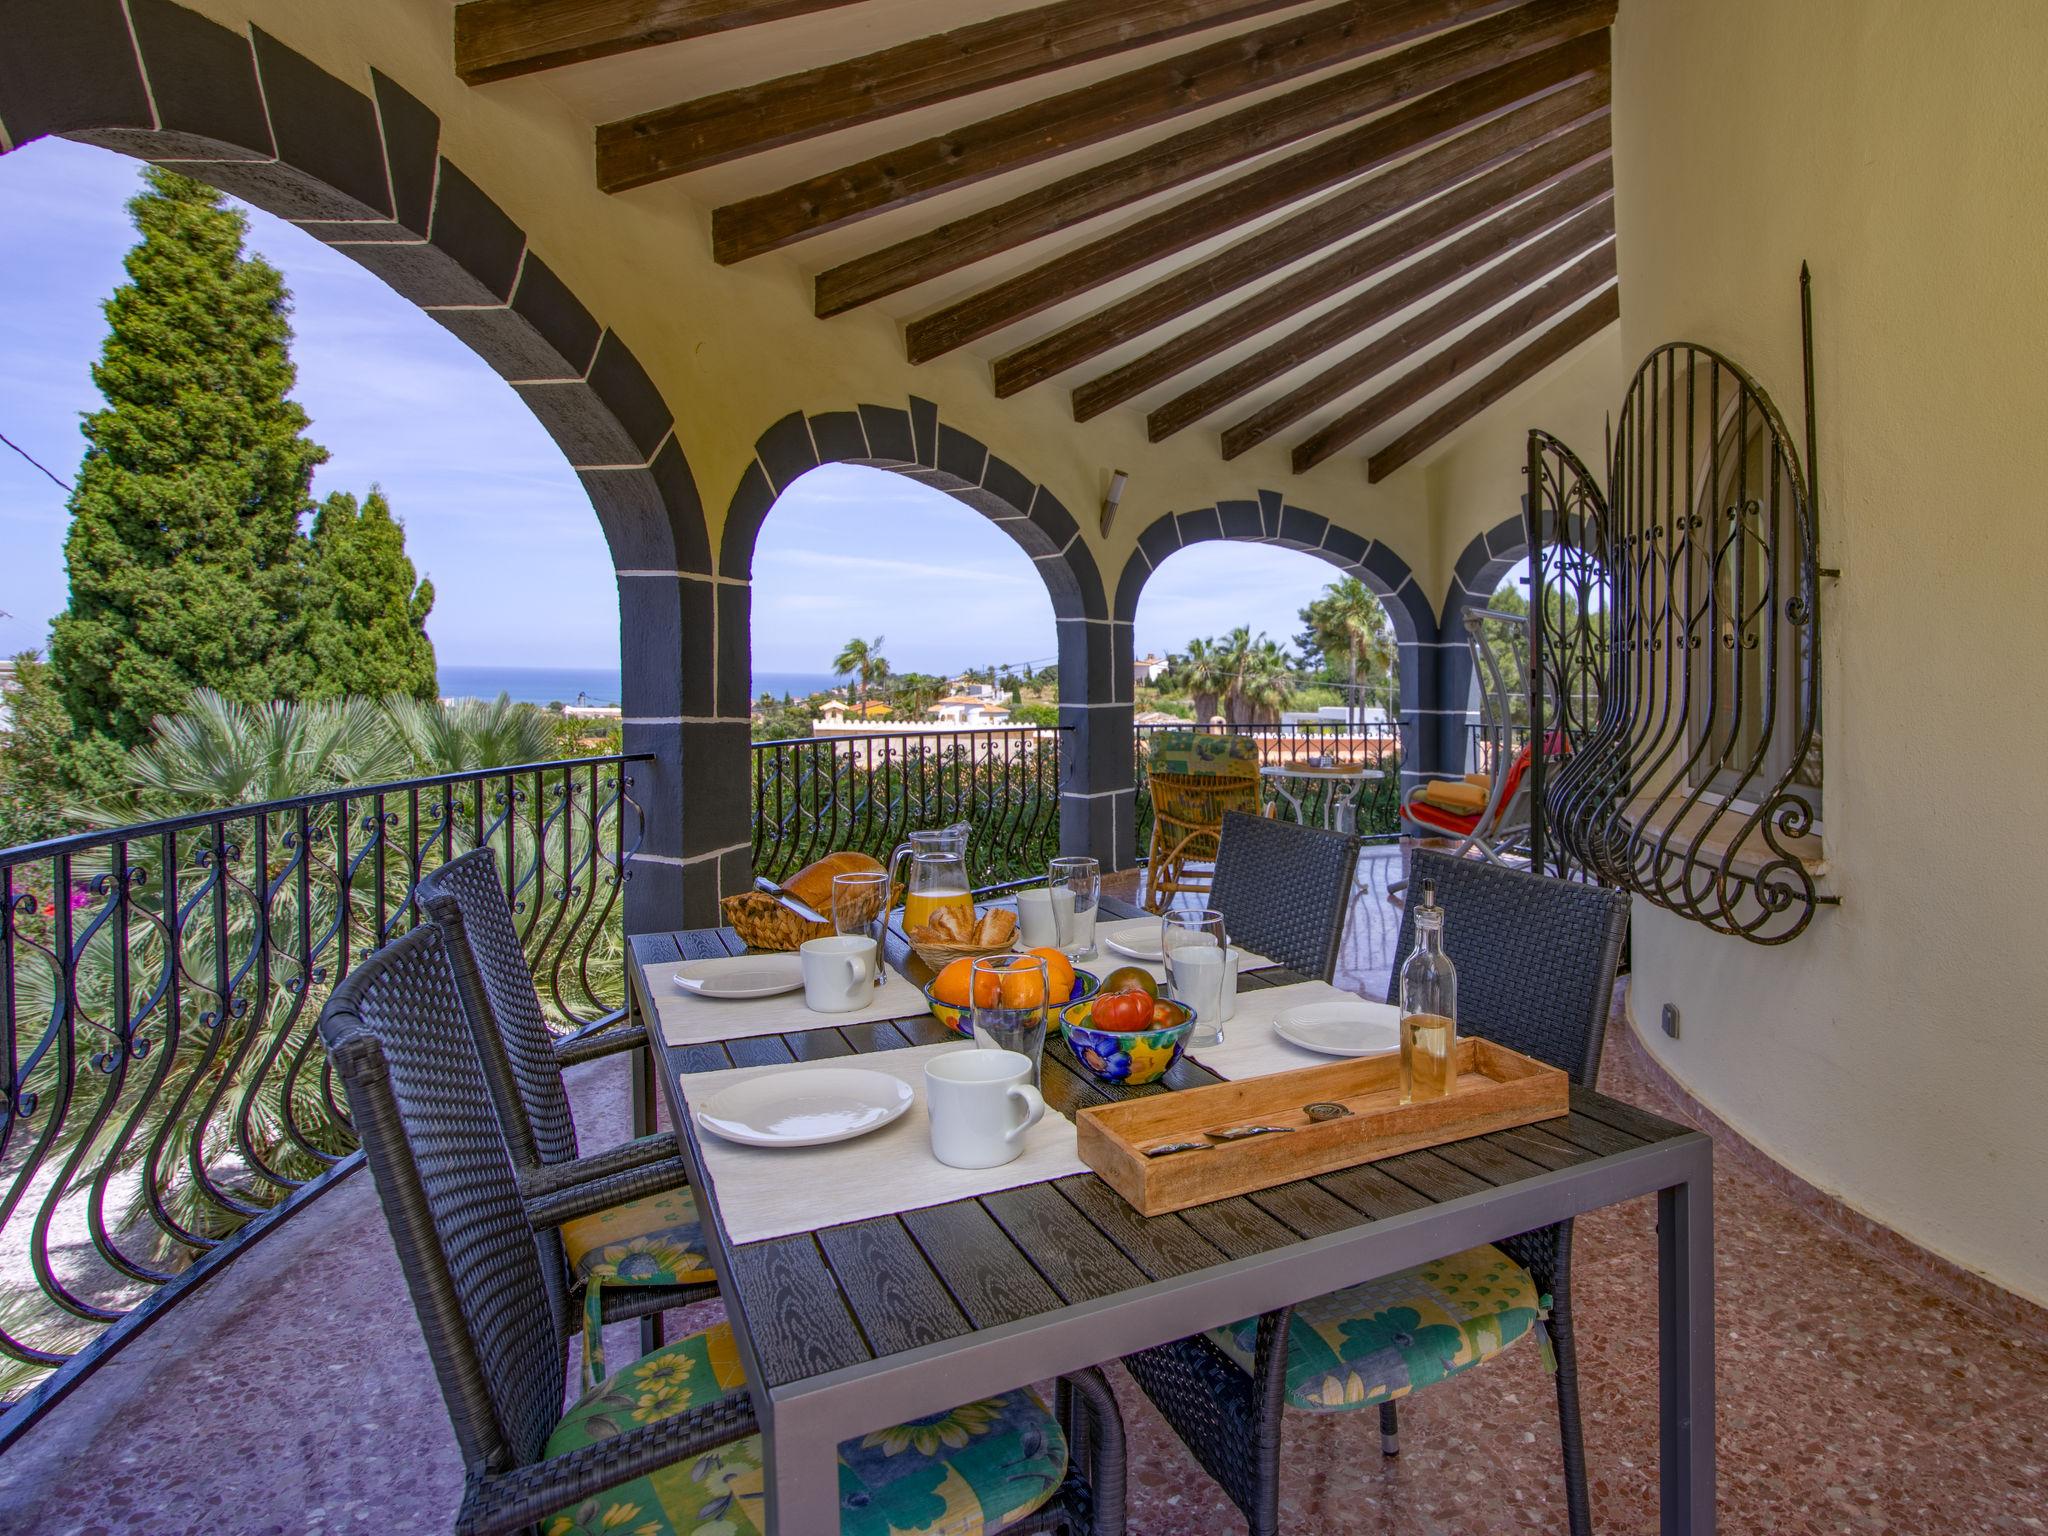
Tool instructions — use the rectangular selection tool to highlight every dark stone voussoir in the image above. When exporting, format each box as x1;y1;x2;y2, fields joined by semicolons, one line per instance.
1028;488;1079;552
1279;504;1328;550
857;404;915;465
982;455;1034;516
719;460;776;580
581;466;680;573
0;0;150;145
808;411;867;465
372;69;438;237
1322;524;1369;566
514;379;648;469
1218;499;1264;540
128;0;272;160
511;254;602;378
908;397;938;468
337;238;503;308
428;159;524;302
1135;516;1181;571
251;28;391;220
935;425;988;486
586;333;673;464
753;411;817;494
649;436;712;575
1175;505;1223;546
1113;557;1147;624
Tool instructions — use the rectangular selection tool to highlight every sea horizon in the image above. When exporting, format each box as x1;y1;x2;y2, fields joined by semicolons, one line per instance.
439;664;842;708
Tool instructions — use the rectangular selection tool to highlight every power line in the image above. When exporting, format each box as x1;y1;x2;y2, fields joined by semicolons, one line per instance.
0;429;72;494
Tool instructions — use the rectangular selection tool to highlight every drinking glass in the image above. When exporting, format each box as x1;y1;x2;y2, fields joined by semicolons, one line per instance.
1162;908;1230;1047
969;954;1050;1085
1047;855;1100;961
831;870;891;990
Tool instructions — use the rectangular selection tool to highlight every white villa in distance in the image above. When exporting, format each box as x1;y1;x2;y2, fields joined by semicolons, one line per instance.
931;694;1013;724
1134;653;1169;685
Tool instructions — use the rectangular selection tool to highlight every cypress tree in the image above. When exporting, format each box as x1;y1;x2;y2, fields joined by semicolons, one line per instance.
49;167;326;748
302;486;438;702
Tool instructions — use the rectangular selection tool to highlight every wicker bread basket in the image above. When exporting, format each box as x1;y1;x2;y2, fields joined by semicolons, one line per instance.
908;906;1019;971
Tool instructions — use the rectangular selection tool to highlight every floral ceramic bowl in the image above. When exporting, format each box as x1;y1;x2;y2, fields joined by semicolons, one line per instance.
924;968;1100;1036
1058;997;1196;1085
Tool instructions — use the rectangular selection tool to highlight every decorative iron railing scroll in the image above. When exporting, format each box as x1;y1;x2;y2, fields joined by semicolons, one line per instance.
0;755;645;1410
1528;288;1829;943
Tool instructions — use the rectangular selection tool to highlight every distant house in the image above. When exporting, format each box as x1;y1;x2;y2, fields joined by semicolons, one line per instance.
946;675;1002;702
0;659;15;731
817;698;893;721
932;694;1013;724
1134;653;1169;685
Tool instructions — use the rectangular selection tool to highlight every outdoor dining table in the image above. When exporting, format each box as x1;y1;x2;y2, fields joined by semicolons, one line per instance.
1259;762;1386;831
628;894;1716;1534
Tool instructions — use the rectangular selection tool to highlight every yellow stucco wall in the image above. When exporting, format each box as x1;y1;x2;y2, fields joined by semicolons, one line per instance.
117;0;1622;623
1610;0;2048;1303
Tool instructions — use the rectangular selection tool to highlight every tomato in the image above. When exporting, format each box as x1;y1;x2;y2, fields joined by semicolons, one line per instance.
1151;1000;1176;1027
1094;990;1151;1030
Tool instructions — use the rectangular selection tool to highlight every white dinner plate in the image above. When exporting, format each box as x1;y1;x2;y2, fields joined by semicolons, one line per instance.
694;1067;914;1148
672;953;805;1000
1273;999;1402;1058
1099;919;1166;963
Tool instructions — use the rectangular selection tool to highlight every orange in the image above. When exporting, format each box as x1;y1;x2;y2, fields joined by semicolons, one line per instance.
997;960;1047;1010
933;957;978;1009
1024;947;1076;1002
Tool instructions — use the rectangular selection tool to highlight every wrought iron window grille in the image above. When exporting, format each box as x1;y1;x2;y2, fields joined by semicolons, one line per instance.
1525;267;1835;944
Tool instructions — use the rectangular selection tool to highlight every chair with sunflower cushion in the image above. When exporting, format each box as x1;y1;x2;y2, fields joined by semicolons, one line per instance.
1119;851;1630;1536
318;924;1127;1536
1142;730;1262;911
417;849;717;1335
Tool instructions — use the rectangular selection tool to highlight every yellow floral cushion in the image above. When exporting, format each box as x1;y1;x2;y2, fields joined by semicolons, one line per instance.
562;1187;718;1290
1206;1244;1541;1413
541;1323;1067;1536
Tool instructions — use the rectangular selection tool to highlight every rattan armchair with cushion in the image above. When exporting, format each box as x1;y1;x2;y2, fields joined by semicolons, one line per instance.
1119;851;1630;1536
319;924;1128;1536
1207;812;1360;981
416;848;715;1333
1143;731;1261;911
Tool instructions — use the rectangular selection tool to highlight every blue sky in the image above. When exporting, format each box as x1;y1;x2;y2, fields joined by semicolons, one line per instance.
1;137;1359;678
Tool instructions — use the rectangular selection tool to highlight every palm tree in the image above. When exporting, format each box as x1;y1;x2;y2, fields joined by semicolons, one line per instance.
1238;637;1299;725
833;635;889;717
889;672;947;719
1162;638;1231;724
382;692;560;772
1300;577;1395;732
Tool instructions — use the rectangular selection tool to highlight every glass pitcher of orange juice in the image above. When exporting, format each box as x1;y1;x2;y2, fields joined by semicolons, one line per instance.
889;824;974;932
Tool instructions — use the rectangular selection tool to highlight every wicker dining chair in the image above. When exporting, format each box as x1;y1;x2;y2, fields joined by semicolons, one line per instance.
1120;851;1630;1536
320;924;1128;1536
1143;731;1261;911
416;848;716;1335
1206;811;1360;981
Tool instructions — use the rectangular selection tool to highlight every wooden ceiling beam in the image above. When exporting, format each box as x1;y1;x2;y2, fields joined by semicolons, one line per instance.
596;0;1313;190
820;15;1609;318
904;33;1609;364
1292;243;1616;471
1213;194;1613;456
1136;157;1612;435
713;0;1608;265
1155;167;1610;441
453;0;864;84
1069;116;1608;421
1365;282;1620;481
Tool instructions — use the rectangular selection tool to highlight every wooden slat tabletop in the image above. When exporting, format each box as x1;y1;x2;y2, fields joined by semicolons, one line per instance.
630;898;1695;1393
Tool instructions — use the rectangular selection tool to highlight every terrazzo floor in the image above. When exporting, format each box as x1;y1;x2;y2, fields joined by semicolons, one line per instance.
3;848;2043;1533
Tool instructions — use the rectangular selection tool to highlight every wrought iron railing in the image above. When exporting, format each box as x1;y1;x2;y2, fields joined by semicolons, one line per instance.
0;754;644;1421
1133;721;1405;856
751;729;1066;890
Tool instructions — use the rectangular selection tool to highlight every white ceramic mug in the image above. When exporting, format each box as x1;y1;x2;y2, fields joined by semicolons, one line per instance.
799;935;875;1014
924;1048;1045;1169
1015;888;1060;949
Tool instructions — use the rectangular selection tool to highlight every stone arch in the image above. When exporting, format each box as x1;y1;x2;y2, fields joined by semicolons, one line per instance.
1111;492;1459;798
699;400;1128;900
0;0;711;929
1435;513;1531;771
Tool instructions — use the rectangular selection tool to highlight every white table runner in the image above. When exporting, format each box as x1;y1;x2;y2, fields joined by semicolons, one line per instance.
1183;980;1401;1082
648;963;928;1047
679;1042;1088;1244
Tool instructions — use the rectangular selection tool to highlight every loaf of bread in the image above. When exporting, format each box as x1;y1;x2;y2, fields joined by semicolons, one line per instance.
779;850;888;913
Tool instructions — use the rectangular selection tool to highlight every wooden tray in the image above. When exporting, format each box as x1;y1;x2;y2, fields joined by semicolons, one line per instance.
1075;1037;1568;1216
